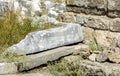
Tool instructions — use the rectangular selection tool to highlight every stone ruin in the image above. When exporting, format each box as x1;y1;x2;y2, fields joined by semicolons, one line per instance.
0;0;120;75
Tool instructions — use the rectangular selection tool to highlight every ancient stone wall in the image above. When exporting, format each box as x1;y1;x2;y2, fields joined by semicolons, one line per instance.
63;0;120;50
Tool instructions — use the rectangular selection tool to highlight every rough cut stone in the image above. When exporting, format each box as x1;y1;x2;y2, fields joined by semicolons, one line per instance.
108;0;120;17
96;52;108;62
0;63;18;74
0;44;86;75
88;53;97;62
8;23;83;55
66;0;120;18
108;53;120;63
80;60;120;76
66;0;107;15
0;1;8;15
0;0;41;17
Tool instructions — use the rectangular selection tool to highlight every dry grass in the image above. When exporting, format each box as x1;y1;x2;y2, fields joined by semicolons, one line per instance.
48;57;88;76
0;11;57;62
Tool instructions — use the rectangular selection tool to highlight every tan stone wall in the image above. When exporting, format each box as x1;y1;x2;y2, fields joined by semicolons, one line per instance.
66;0;120;18
62;0;120;50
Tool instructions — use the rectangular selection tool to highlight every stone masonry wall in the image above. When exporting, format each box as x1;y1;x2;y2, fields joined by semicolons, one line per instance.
62;0;120;51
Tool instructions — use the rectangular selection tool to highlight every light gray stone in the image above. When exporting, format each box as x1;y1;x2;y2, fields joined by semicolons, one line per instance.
32;15;59;26
0;1;8;15
96;52;108;62
0;0;41;17
8;23;83;55
44;1;66;18
0;44;86;74
88;53;97;62
0;63;18;75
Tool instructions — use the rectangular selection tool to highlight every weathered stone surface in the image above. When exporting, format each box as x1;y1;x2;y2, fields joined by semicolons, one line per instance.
0;1;8;15
62;13;120;49
94;30;115;47
76;15;110;30
44;1;66;18
88;53;97;62
0;44;86;74
66;0;107;9
108;53;120;63
8;23;83;55
0;63;18;74
66;0;107;15
3;73;52;76
62;12;76;23
108;0;120;17
62;13;120;32
80;60;120;76
66;0;120;18
109;19;120;32
96;52;108;62
82;26;94;44
0;0;41;17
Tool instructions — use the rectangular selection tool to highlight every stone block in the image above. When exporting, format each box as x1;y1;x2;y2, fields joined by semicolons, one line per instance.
8;23;83;55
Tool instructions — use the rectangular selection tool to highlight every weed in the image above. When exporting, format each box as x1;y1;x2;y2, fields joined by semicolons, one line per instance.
48;56;88;76
0;50;27;62
89;37;104;51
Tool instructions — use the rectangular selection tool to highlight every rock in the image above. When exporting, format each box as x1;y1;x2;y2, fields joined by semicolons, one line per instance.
108;0;120;17
112;47;120;54
89;54;97;62
62;12;76;23
108;53;120;63
96;52;108;62
80;60;120;76
66;0;107;15
0;1;8;15
94;30;115;47
0;0;41;17
44;1;66;18
44;1;54;10
0;44;85;74
48;10;59;18
32;15;59;26
82;26;94;45
4;73;52;76
0;63;18;74
76;15;110;30
8;23;83;55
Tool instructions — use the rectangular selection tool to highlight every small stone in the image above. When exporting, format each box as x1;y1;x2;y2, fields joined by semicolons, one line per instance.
108;53;120;63
96;52;108;62
89;53;97;62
